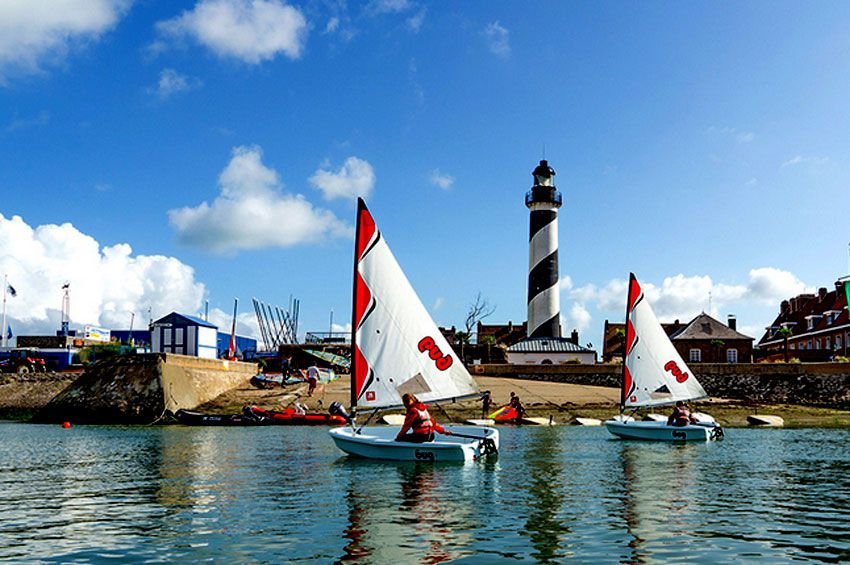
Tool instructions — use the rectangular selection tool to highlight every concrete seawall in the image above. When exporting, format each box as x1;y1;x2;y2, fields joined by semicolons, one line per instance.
472;363;850;407
37;353;257;424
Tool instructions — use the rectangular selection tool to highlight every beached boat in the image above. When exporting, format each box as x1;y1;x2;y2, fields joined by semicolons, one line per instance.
328;199;499;462
246;405;347;426
174;408;270;426
605;273;724;442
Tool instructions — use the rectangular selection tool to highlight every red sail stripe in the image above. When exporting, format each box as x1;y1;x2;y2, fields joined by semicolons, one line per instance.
623;365;634;405
353;344;370;400
356;206;376;262
354;272;372;329
628;276;642;313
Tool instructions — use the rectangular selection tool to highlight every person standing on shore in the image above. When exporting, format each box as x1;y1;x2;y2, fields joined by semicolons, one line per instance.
480;390;493;419
306;365;320;396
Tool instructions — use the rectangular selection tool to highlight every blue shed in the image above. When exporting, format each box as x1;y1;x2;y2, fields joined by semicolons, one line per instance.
151;313;218;359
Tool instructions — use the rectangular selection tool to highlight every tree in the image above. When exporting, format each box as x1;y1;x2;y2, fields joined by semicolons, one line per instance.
778;327;793;363
463;292;496;342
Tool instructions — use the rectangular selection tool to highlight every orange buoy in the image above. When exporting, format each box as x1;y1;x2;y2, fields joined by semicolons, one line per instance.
62;421;71;428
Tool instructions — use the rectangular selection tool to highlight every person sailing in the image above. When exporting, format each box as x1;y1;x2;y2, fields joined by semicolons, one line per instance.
395;393;452;443
667;400;695;427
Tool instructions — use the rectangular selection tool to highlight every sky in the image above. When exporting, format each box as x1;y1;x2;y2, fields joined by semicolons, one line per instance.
1;0;849;350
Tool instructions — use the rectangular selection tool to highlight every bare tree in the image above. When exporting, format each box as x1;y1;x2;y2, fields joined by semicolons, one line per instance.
460;292;496;343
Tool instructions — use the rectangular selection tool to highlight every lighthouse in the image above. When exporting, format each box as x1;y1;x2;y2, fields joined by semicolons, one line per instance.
525;159;562;338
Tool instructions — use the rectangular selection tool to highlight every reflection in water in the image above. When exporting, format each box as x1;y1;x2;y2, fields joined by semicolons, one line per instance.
3;425;850;562
618;442;698;563
338;460;477;563
521;428;569;563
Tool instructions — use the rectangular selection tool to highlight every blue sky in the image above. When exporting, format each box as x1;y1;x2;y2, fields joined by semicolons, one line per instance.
1;0;849;349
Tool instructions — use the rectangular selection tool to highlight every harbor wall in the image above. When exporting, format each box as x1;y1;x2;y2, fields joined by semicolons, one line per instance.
37;353;256;424
472;362;850;407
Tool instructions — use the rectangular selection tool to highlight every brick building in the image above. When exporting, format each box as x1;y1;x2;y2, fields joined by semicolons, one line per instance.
758;280;850;361
603;313;753;363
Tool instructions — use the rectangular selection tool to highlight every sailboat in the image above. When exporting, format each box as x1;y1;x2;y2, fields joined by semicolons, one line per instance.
605;273;724;442
328;199;499;461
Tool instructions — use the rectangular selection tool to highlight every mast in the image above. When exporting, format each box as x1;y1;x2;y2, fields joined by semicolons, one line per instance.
350;198;367;411
621;273;638;412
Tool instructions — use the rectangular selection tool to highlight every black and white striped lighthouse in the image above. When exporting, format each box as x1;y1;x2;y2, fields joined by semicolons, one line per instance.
525;160;562;338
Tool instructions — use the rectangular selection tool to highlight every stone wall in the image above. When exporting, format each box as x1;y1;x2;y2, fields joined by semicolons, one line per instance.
472;362;850;407
38;353;257;424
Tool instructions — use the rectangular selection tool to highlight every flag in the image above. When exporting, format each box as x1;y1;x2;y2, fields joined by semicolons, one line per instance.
6;325;11;340
845;280;850;311
6;284;15;297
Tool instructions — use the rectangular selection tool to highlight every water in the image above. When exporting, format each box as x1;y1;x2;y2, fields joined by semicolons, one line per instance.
1;423;849;563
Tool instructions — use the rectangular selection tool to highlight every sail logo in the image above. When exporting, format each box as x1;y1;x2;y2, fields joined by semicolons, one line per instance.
417;336;454;371
664;360;689;383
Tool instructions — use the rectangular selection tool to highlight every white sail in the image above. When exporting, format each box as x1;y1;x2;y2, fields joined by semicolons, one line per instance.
622;273;707;408
351;199;479;410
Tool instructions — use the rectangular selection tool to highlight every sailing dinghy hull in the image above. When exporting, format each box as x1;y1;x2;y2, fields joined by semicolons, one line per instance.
329;425;499;462
605;419;722;442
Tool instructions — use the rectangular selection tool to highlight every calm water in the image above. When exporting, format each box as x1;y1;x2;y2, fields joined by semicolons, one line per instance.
1;422;849;564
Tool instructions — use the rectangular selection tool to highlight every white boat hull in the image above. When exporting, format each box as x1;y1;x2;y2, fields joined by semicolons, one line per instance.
329;425;499;462
605;419;722;442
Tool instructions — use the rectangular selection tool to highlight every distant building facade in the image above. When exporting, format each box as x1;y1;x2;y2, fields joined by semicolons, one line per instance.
506;330;597;365
758;281;850;361
603;313;753;363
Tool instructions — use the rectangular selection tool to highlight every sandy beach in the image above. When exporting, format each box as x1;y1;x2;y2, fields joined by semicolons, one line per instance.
198;373;850;428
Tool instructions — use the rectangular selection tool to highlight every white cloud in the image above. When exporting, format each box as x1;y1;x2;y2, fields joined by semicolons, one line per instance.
565;302;591;333
5;110;50;132
559;275;573;291
0;0;130;83
309;156;375;201
429;169;454;190
0;214;206;338
168;145;352;253
432;297;444;311
150;68;202;99
736;132;755;144
206;307;260;340
745;177;758;187
367;0;413;14
324;17;339;34
331;322;352;334
483;21;510;58
156;0;308;64
571;268;811;324
781;155;829;169
406;8;426;32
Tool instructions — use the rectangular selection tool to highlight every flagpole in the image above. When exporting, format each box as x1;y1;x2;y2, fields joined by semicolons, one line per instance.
1;274;7;349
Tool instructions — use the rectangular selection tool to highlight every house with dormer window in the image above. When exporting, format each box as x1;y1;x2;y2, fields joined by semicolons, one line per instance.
758;280;850;361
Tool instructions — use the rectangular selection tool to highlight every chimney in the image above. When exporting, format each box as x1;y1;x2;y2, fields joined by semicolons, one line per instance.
818;287;828;302
727;314;737;331
781;300;790;315
570;329;579;345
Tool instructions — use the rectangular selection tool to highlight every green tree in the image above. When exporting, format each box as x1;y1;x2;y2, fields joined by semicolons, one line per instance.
777;326;793;363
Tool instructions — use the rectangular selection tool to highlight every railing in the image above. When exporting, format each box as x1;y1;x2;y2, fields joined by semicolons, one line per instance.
525;186;562;207
305;332;351;344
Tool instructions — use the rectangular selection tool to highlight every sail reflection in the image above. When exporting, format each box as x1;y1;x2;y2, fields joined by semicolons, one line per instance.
338;461;476;563
617;442;699;562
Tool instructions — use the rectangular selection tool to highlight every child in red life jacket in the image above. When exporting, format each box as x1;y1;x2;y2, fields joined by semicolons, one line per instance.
395;393;452;443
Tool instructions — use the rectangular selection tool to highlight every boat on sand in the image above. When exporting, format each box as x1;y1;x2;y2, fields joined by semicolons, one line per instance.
605;273;724;442
328;199;499;462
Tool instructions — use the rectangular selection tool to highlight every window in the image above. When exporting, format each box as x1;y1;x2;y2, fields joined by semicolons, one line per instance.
838;335;844;349
726;348;738;363
164;328;172;346
175;328;184;346
808;340;813;349
815;340;820;350
826;337;831;350
790;342;796;350
689;349;701;362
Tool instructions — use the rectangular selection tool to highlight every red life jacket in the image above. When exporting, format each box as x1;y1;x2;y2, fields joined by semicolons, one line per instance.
674;406;691;425
411;404;434;434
